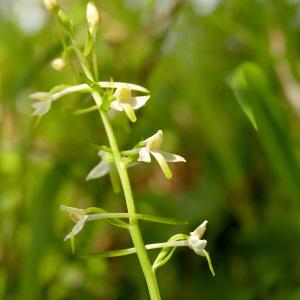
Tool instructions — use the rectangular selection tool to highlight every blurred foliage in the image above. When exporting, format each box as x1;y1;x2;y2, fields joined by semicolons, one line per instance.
2;0;300;299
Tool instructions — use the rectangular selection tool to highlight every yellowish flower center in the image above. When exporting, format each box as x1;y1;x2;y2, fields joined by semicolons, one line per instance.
115;85;132;102
146;130;163;151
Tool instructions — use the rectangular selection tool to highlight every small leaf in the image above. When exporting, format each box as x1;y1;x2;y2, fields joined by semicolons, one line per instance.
152;234;188;271
70;104;100;116
56;10;73;37
231;65;258;130
85;140;111;152
80;247;137;259
83;30;93;57
84;207;188;226
85;207;129;229
80;72;102;95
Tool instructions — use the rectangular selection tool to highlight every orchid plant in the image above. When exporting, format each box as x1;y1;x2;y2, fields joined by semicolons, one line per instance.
33;1;215;299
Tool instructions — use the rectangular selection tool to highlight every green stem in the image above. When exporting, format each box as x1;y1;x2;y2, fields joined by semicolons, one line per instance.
97;107;161;300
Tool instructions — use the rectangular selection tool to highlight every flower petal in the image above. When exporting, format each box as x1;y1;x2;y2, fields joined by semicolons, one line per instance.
120;103;137;122
110;100;123;111
138;148;151;162
31;99;52;116
29;92;50;100
131;95;150;110
151;151;173;179
191;220;208;239
64;216;88;241
99;82;149;93
86;161;111;181
157;151;186;163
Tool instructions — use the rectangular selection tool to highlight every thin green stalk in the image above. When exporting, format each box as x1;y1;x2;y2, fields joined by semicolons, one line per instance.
92;46;99;81
98;107;161;300
55;19;79;83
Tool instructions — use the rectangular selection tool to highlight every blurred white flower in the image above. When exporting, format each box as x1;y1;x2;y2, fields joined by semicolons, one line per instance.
188;220;208;256
61;205;88;241
30;92;53;116
138;130;186;178
86;150;112;181
110;84;150;122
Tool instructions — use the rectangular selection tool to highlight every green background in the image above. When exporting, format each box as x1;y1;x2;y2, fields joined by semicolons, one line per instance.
1;0;300;299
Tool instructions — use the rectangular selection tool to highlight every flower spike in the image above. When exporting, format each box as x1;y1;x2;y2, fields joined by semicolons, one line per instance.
138;130;186;178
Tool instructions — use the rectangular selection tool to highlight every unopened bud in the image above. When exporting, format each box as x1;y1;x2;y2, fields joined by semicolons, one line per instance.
87;2;100;34
43;0;59;14
51;57;67;71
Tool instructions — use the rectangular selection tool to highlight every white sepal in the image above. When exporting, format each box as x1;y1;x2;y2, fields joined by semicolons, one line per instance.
138;148;151;162
86;161;110;181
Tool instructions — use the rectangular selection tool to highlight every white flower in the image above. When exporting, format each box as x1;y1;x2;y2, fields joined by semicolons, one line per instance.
138;130;186;179
188;220;208;256
110;84;150;122
30;92;53;116
60;205;88;241
86;151;112;181
188;221;215;276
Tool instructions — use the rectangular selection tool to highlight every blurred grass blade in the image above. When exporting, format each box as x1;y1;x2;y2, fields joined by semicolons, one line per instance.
231;62;300;202
231;67;258;130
